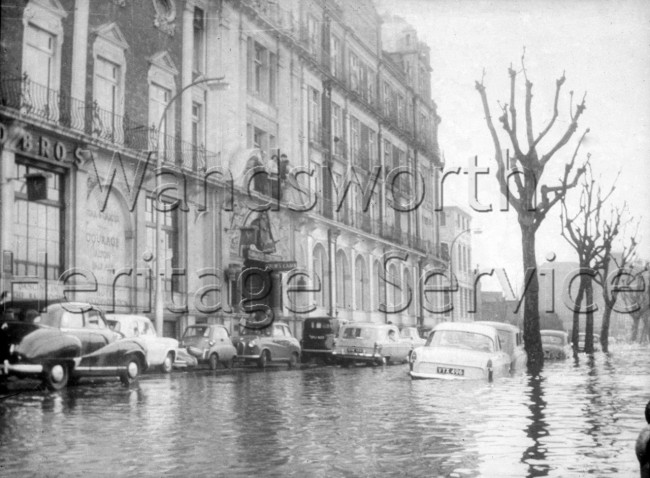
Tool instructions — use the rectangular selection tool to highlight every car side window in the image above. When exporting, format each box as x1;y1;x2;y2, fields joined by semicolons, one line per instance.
273;325;284;337
85;310;106;329
216;327;229;339
282;326;292;337
60;311;84;329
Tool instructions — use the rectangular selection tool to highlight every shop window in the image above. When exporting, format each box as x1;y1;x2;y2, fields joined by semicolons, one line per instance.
145;196;181;293
13;164;63;280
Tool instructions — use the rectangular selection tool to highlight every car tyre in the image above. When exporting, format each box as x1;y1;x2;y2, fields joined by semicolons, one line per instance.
160;352;174;374
258;350;270;369
43;362;69;391
288;352;299;369
225;356;235;369
209;353;219;371
120;356;140;386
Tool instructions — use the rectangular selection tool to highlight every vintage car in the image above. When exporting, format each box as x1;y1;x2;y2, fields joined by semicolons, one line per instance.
180;324;238;370
409;322;511;381
0;302;147;390
232;322;300;369
400;326;426;349
577;333;601;353
475;321;527;372
106;314;190;373
300;316;347;363
332;322;412;366
540;329;572;360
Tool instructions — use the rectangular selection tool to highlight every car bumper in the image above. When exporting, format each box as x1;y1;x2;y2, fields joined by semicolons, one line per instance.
236;354;261;361
409;370;472;380
1;360;43;376
332;351;382;362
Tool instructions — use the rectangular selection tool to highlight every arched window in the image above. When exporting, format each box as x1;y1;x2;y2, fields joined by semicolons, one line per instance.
312;244;329;309
374;259;384;311
336;250;349;309
388;263;400;313
355;256;368;311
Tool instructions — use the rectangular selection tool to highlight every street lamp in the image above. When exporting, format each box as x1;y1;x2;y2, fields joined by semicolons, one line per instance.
154;76;229;336
449;227;481;322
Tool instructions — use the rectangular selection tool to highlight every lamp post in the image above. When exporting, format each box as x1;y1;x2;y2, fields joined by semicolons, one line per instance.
449;228;481;322
153;77;228;336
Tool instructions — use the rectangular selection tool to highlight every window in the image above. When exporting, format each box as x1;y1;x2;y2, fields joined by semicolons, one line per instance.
247;39;277;104
335;251;349;309
92;23;129;142
21;0;65;118
355;256;368;311
13;164;63;280
331;35;342;78
441;242;449;261
350;116;360;164
308;88;321;144
94;57;121;141
191;100;205;169
307;15;320;54
61;312;84;329
193;7;205;74
350;53;359;92
150;83;173;159
331;103;343;155
145;196;181;292
312;244;329;309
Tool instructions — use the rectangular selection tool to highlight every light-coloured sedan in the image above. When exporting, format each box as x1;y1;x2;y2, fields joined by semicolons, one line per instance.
332;323;412;366
409;322;511;380
475;321;527;373
106;314;179;373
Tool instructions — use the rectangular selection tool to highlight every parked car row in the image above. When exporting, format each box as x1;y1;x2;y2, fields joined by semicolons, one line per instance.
3;300;555;390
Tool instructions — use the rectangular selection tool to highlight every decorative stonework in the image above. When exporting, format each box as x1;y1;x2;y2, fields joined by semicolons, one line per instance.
152;0;177;36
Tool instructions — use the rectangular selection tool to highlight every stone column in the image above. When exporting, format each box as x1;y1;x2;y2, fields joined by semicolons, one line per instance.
71;0;89;103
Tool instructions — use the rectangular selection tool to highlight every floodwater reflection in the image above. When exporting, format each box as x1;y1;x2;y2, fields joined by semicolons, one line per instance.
0;345;648;477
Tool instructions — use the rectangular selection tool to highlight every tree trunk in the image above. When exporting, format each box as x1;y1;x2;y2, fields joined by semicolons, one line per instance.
521;224;543;374
571;278;585;356
584;278;594;354
600;304;612;353
642;316;650;344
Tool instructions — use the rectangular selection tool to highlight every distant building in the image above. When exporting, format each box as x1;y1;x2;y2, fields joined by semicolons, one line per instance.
480;291;520;325
438;205;475;322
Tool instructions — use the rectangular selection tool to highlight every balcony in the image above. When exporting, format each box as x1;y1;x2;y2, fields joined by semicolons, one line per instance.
0;75;215;172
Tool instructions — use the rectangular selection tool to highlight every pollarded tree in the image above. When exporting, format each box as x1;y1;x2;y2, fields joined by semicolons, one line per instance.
476;55;588;374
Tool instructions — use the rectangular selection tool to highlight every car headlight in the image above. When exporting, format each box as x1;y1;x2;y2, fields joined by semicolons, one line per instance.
410;350;417;362
9;344;15;355
249;340;257;347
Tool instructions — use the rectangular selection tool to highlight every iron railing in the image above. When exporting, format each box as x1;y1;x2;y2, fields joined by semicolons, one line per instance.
0;75;215;172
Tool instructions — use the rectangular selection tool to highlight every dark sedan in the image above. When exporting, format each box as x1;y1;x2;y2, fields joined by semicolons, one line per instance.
1;302;147;390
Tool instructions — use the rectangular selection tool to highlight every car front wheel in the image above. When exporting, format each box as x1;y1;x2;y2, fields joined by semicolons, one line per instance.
160;352;174;374
288;352;299;369
209;353;219;371
258;350;270;369
120;356;140;386
43;362;69;391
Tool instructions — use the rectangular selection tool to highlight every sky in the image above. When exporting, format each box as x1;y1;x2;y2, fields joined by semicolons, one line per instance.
377;0;650;290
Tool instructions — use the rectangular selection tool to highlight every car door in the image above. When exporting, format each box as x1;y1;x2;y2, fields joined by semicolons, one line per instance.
271;324;290;360
83;309;113;353
214;326;235;360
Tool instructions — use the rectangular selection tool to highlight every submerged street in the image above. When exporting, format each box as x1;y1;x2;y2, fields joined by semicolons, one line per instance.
1;345;648;477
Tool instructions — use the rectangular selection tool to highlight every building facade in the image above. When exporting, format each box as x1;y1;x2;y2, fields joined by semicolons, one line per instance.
0;0;445;338
439;205;476;322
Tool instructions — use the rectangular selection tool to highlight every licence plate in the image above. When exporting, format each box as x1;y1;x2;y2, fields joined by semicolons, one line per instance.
436;366;464;376
347;347;364;354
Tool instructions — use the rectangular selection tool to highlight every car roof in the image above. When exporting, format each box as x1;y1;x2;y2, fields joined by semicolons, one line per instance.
433;321;499;337
540;329;567;336
474;321;520;333
341;322;394;329
105;314;151;321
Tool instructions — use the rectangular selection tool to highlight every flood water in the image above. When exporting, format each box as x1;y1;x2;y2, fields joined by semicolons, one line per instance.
1;344;648;477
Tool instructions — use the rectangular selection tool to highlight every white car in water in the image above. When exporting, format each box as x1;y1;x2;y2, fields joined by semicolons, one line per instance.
409;322;511;381
106;314;180;373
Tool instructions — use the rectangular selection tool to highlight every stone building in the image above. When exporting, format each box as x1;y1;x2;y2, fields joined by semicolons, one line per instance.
0;0;444;338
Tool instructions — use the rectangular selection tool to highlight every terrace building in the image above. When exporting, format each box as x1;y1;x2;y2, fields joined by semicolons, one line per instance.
0;0;445;338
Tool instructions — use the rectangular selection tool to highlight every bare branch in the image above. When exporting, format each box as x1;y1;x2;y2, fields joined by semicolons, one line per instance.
540;96;587;168
533;71;565;147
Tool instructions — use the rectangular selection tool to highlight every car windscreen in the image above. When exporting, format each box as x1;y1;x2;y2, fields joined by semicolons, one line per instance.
541;335;564;345
305;320;332;333
183;326;209;338
239;326;272;337
427;330;495;352
341;327;378;340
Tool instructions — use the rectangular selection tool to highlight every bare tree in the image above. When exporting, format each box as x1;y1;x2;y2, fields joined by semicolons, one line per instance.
621;265;650;343
593;211;637;352
476;54;588;373
560;164;615;354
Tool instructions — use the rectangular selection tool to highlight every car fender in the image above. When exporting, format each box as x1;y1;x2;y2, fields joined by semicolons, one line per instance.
78;339;148;372
13;327;82;362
